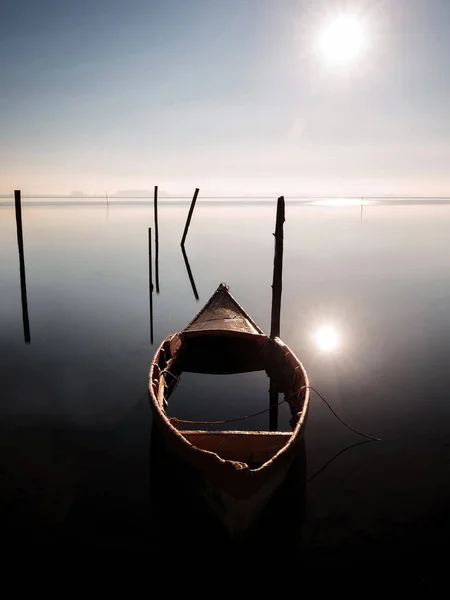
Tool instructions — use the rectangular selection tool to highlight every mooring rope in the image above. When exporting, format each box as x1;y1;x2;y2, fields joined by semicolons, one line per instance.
306;385;381;442
169;397;289;427
166;380;381;442
307;439;372;483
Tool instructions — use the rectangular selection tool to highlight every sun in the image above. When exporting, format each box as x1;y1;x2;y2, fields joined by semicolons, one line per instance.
318;14;366;67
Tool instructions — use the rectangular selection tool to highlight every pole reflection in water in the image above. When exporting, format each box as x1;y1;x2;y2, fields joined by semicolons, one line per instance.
14;190;31;344
149;227;154;345
181;245;199;301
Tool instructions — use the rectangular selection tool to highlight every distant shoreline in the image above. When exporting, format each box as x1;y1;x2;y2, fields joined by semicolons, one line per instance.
2;197;450;207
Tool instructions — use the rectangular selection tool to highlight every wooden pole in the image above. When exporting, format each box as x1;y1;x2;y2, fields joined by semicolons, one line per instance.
14;190;31;344
269;195;285;430
181;245;199;301
180;188;199;247
154;186;160;293
149;227;154;345
154;186;159;242
270;196;285;339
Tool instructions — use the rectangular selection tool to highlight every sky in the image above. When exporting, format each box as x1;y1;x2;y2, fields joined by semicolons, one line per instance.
1;0;450;197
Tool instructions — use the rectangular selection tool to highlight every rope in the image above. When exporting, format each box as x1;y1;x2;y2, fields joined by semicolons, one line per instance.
306;385;381;442
307;439;372;483
169;397;289;427
166;380;381;442
160;366;381;483
160;368;178;382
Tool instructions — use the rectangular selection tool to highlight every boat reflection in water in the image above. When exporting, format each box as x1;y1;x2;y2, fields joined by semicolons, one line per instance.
149;423;307;554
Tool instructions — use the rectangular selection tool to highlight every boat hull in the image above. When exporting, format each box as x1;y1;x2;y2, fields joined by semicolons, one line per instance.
148;284;310;537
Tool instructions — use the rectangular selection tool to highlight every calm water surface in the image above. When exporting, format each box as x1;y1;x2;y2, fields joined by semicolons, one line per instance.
1;200;449;579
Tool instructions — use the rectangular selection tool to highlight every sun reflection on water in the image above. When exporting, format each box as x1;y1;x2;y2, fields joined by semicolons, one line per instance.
314;325;340;352
311;198;373;207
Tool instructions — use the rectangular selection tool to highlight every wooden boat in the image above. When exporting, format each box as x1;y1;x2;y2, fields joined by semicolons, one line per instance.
148;283;310;537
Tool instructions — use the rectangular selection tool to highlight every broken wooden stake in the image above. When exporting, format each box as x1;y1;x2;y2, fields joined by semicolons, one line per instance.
154;186;160;293
269;195;285;430
270;195;285;339
180;188;199;247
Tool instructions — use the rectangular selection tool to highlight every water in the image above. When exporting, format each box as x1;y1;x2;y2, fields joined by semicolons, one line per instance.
1;200;449;581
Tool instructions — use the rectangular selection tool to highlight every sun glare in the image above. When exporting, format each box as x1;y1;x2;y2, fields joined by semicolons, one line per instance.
318;14;366;67
314;325;340;352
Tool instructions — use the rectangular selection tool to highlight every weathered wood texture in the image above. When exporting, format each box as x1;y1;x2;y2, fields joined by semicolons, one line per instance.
183;283;263;335
181;431;292;463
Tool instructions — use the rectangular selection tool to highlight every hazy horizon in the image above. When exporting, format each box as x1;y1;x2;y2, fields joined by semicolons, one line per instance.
3;1;450;197
4;188;450;200
4;193;450;199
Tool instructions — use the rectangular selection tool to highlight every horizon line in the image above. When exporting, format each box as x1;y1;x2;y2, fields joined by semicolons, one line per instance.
2;194;450;200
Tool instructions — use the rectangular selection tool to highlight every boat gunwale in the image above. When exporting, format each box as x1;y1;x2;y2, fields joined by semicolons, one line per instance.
148;333;310;476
